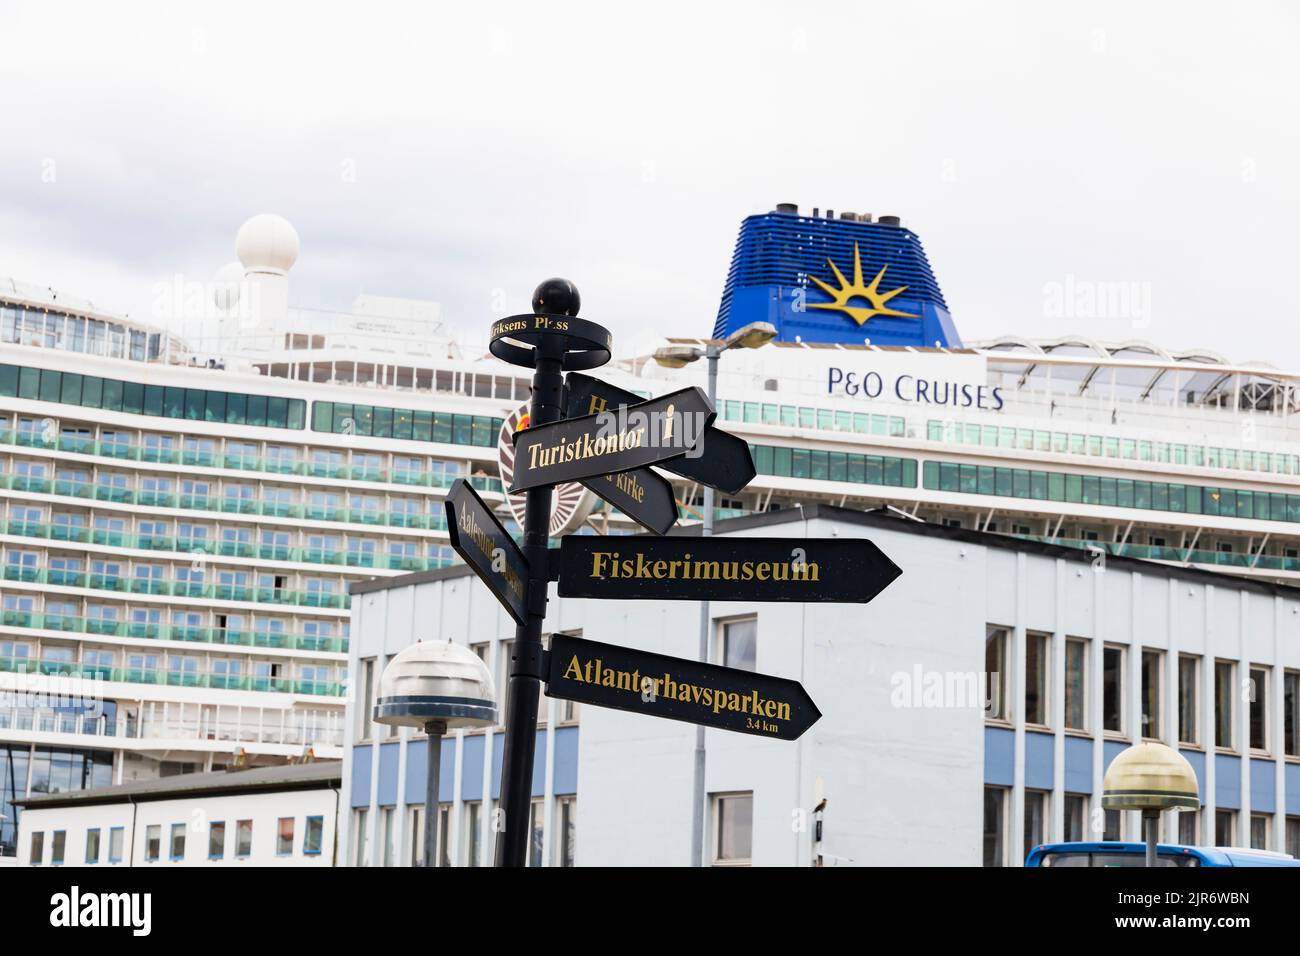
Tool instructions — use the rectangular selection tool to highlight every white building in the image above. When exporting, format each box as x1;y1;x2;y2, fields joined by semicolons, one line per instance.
14;760;340;866
342;506;1300;866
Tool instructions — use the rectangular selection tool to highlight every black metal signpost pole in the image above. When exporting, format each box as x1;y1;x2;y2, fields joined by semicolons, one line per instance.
496;333;562;867
489;279;613;867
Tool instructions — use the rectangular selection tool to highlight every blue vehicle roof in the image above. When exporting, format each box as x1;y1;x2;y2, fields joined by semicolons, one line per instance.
1025;841;1300;867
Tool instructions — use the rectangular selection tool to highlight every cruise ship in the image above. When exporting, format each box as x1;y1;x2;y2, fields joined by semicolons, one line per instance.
2;205;1298;861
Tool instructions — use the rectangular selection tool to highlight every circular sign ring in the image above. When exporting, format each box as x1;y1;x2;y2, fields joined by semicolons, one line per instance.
488;314;612;371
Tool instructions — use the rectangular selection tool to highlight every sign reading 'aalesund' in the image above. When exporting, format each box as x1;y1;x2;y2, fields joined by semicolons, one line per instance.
444;479;529;625
546;634;821;740
555;536;902;603
566;372;756;495
509;386;714;493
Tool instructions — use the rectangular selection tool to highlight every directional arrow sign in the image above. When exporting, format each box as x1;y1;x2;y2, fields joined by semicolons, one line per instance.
545;634;821;740
443;478;529;625
566;372;755;494
581;469;679;536
554;536;901;603
509;386;714;493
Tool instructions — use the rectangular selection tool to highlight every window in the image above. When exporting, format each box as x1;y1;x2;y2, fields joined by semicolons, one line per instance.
1025;632;1049;725
985;626;1008;720
145;824;161;862
85;828;101;864
48;830;65;865
109;827;124;864
464;802;482;867
277;817;295;856
527;798;545;867
1178;809;1199;846
1288;817;1300;859
1250;814;1269;850
711;792;753;865
1249;667;1268;752
30;831;44;865
304;816;324;856
209;821;225;859
721;618;756;672
1101;808;1121;841
168;823;185;861
555;796;577;868
1215;809;1235;846
1064;638;1087;730
236;819;253;858
1023;790;1048;859
381;807;395;866
983;787;1006;867
1103;646;1124;733
358;657;375;739
1141;650;1162;739
1179;656;1199;745
353;809;368;866
1064;794;1087;842
1215;661;1234;748
1286;671;1300;757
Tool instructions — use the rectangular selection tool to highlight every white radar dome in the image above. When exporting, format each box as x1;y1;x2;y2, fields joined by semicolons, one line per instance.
212;261;244;310
235;213;300;276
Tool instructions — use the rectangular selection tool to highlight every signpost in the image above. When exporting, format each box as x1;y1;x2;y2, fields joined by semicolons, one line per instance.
566;372;756;494
466;278;900;867
443;478;529;625
546;634;821;741
554;536;902;603
508;385;714;492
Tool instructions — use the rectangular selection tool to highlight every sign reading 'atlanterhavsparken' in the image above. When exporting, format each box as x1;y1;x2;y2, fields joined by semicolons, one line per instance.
443;479;529;625
508;386;714;493
545;634;821;740
554;536;901;603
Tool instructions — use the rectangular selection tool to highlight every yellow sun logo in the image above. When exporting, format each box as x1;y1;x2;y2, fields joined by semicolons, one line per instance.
807;242;916;326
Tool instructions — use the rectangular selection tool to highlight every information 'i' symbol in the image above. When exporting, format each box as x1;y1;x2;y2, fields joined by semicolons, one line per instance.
663;403;675;444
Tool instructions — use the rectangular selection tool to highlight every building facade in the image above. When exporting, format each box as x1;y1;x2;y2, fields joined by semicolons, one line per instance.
342;508;1300;866
15;760;340;866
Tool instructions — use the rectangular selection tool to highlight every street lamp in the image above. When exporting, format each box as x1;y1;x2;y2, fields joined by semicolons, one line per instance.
652;319;776;866
1102;742;1199;866
373;641;497;867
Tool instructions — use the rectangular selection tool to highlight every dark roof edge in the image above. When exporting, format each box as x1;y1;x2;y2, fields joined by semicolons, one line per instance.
15;763;341;810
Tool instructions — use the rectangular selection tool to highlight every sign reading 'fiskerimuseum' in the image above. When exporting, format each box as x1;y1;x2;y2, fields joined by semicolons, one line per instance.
554;536;901;603
509;386;714;493
444;479;530;625
546;634;821;740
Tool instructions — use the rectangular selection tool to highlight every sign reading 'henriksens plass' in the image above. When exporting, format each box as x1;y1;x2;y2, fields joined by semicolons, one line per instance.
443;479;529;625
554;536;902;604
545;634;821;740
509;386;714;493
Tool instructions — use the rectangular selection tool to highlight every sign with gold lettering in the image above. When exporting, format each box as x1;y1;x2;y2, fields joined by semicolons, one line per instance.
581;469;679;536
545;634;821;740
554;536;901;603
444;479;529;625
509;386;714;493
566;372;756;495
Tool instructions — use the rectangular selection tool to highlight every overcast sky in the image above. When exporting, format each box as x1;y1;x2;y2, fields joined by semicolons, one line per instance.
1;1;1297;365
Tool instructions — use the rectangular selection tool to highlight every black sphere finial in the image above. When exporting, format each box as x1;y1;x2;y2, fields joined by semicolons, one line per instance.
532;278;581;317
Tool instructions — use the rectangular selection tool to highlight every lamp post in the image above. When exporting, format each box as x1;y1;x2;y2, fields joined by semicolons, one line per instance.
372;641;497;866
653;321;776;866
1101;741;1199;867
